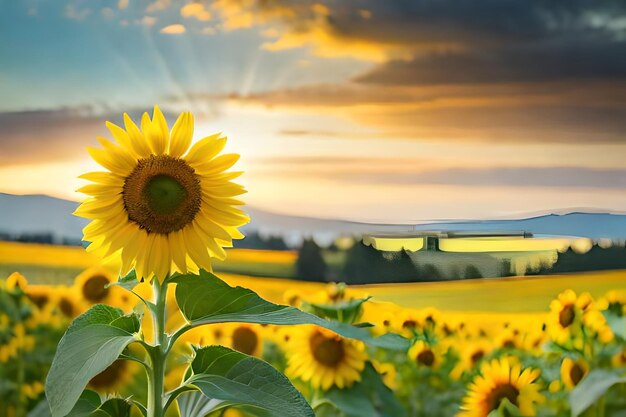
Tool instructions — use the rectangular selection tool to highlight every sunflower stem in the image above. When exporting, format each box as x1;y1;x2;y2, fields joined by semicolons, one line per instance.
147;278;168;417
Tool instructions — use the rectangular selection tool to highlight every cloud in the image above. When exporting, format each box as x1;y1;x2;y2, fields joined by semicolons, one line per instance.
146;0;171;13
160;23;186;34
0;108;107;166
118;0;129;10
220;80;626;143
181;3;211;21
355;40;626;85
257;157;626;189
64;4;92;20
136;15;157;26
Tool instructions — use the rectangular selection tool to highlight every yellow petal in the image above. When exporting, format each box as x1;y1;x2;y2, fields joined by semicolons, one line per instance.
105;121;139;158
124;113;151;157
78;171;124;186
169;112;194;157
184;133;224;165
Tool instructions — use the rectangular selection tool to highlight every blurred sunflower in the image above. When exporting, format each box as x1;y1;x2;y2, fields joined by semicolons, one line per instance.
286;326;366;390
5;272;28;292
25;285;53;310
597;289;626;316
408;340;442;369
372;361;397;389
73;267;115;305
55;288;82;319
560;357;589;389
451;340;493;379
88;359;136;393
226;323;264;357
75;106;248;281
547;290;589;344
458;357;544;417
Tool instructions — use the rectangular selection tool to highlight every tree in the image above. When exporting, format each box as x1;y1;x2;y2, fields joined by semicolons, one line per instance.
296;238;327;281
463;265;483;279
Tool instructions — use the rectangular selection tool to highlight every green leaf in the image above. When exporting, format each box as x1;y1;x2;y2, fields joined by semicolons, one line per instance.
570;370;626;417
173;271;408;351
303;297;370;323
183;345;314;417
605;313;626;340
45;306;139;417
323;363;406;417
62;390;131;417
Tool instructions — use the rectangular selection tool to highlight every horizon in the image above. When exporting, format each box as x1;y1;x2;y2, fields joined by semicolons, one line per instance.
1;1;626;222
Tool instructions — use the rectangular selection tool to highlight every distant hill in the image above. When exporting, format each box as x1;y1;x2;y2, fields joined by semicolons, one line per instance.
1;193;626;245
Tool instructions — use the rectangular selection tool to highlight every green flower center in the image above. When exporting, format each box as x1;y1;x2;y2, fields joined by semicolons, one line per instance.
145;175;187;214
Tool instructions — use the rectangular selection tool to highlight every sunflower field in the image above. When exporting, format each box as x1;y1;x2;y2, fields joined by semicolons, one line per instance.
1;267;625;417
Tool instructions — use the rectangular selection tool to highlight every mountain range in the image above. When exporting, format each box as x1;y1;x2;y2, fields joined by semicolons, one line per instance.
1;193;626;245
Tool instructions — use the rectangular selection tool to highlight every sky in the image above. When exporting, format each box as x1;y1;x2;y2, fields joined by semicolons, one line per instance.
1;0;626;223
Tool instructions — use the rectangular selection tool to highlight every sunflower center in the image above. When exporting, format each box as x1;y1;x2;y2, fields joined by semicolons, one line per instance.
232;327;258;355
82;275;110;303
28;293;49;309
417;350;435;367
569;363;585;386
58;297;75;318
89;360;128;390
559;304;576;328
470;350;485;365
123;155;201;234
487;383;520;412
310;331;345;367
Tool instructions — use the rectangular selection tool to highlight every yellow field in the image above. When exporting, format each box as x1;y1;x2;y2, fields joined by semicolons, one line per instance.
2;241;625;322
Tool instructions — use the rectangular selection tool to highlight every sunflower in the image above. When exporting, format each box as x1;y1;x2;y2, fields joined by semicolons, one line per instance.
597;289;626;316
560;357;589;389
73;267;117;304
88;359;137;393
75;106;249;281
451;340;493;379
286;326;366;391
5;272;28;292
408;340;442;369
458;357;544;417
54;288;82;319
226;323;264;357
547;290;589;345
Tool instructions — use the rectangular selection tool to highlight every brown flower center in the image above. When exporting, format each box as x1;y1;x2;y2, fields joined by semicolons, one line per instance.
470;350;485;365
310;330;345;367
487;383;519;412
82;275;110;303
58;297;76;318
28;293;49;309
569;363;585;386
417;349;435;367
89;360;128;390
232;327;259;355
559;304;576;328
123;155;201;234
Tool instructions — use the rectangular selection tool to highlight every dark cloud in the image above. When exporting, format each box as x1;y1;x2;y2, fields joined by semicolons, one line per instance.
355;39;626;85
0;109;107;165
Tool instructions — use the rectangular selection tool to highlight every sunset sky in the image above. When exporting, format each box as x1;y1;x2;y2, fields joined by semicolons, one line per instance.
1;0;626;222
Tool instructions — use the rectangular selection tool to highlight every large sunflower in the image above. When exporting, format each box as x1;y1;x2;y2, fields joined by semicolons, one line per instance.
286;326;366;391
75;106;248;281
458;357;544;417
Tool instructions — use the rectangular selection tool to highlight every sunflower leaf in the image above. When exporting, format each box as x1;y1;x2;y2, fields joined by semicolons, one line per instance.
46;306;139;417
322;363;406;417
172;270;409;351
570;370;626;417
181;345;314;417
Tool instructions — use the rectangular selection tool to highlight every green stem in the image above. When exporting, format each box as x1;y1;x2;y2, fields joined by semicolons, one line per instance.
147;278;168;417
